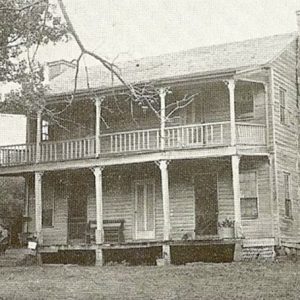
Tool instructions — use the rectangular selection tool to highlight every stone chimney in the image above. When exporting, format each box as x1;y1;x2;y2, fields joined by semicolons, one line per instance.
297;10;300;34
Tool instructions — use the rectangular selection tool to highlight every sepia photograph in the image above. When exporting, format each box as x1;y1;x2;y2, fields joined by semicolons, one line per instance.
0;0;300;298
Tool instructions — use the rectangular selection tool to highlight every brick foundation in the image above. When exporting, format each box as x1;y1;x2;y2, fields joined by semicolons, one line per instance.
242;246;275;261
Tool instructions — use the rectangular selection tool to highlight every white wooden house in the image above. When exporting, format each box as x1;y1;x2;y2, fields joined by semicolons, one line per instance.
0;12;300;265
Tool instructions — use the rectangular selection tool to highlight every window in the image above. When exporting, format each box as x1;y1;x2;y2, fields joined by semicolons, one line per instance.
235;89;254;120
240;171;258;219
42;187;54;227
279;88;286;124
284;172;292;218
42;120;49;141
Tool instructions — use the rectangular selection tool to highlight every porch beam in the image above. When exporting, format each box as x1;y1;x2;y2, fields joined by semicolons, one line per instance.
36;110;42;162
95;97;105;156
226;79;236;146
157;160;171;240
35;171;43;243
231;155;242;238
92;166;105;244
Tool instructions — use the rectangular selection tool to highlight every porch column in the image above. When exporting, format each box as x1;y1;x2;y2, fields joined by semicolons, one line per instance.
92;166;104;244
35;171;43;243
226;79;236;146
24;175;30;233
231;155;242;238
36;110;42;163
157;160;171;241
95;97;104;156
159;87;169;150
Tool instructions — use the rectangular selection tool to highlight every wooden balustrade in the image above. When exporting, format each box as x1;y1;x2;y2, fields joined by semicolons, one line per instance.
40;136;96;162
0;122;266;167
236;123;266;145
164;122;231;148
0;143;36;166
101;128;160;154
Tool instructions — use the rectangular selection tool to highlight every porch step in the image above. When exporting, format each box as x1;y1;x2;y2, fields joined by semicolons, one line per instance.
0;248;32;267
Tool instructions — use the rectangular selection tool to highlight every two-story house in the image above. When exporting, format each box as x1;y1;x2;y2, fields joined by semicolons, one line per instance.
0;12;299;265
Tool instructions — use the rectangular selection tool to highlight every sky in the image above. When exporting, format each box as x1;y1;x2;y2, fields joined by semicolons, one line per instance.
33;0;300;65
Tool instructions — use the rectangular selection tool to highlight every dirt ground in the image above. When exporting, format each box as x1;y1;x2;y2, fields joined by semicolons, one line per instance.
0;261;299;299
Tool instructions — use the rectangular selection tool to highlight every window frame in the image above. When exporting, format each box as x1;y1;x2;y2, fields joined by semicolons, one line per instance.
279;88;287;125
42;186;55;228
41;119;49;141
235;88;255;121
284;172;292;219
240;170;259;220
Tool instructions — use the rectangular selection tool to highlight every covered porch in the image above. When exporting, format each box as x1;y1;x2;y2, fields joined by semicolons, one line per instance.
24;155;273;263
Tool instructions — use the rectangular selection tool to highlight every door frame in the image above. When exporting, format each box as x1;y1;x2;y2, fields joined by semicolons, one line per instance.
134;179;156;240
67;183;88;241
193;172;219;237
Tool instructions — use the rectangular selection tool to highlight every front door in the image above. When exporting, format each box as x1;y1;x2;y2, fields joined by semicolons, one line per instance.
68;184;87;241
194;173;218;236
135;181;155;240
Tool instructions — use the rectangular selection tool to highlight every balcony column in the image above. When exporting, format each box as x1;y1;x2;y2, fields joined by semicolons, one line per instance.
95;97;105;156
159;87;169;150
231;155;242;238
226;79;236;146
92;166;105;244
156;160;171;241
36;110;42;162
35;171;43;244
23;174;30;233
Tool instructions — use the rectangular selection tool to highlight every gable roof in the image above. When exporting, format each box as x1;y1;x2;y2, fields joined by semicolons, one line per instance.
49;32;297;96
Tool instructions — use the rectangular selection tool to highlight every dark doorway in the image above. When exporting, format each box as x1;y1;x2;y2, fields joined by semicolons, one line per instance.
194;173;218;236
68;184;87;241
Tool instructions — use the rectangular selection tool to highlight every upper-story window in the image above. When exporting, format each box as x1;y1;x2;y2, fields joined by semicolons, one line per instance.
279;88;286;124
284;172;292;218
235;89;254;121
42;120;49;141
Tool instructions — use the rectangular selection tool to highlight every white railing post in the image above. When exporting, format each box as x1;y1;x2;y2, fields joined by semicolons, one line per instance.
231;155;242;238
226;80;236;146
36;110;42;163
156;160;171;241
159;87;170;151
95;96;105;157
92;166;105;244
35;171;44;244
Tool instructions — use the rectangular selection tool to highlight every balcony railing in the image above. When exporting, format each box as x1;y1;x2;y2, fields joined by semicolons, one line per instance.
0;122;266;167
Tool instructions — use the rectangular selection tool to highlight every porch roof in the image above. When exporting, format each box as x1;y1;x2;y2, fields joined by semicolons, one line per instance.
48;32;297;97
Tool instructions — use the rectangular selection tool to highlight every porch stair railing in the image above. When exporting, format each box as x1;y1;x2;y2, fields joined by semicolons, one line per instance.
0;122;266;166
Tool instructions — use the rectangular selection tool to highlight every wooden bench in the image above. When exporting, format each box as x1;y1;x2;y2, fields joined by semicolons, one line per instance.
85;219;125;244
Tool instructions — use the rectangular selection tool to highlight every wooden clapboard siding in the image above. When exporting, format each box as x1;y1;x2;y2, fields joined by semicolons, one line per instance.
26;173;69;245
240;158;273;238
270;39;300;241
169;175;195;240
253;84;267;125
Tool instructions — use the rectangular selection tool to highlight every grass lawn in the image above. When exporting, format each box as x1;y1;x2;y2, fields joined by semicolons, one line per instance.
0;261;299;299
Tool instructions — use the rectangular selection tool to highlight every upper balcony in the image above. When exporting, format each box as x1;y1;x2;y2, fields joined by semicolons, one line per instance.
0;121;266;167
0;80;269;171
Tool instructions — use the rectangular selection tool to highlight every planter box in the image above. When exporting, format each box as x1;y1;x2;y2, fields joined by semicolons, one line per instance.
219;227;234;239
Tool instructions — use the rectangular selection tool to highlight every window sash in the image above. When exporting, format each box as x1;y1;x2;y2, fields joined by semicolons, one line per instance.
279;89;286;124
42;208;53;227
241;197;258;219
285;199;292;218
